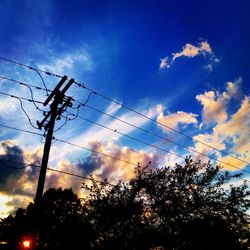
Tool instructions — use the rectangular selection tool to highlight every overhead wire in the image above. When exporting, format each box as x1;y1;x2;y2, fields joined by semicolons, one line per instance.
70;97;250;170
82;104;229;162
64;111;186;160
0;76;52;116
1;79;245;168
74;85;250;166
0;85;72;133
54;138;139;167
13;96;39;129
0;87;248;172
1;158;249;187
0;75;51;93
0;56;249;166
0;123;250;185
0;124;43;137
21;84;42;110
54;108;80;133
64;110;250;173
0;158;114;186
0;91;43;104
0;56;63;78
70;99;250;168
0;124;139;168
29;67;49;96
0;82;76;136
0;91;44;129
0;75;54;114
53;115;70;133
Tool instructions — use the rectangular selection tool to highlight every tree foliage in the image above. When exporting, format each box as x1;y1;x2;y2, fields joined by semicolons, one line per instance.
0;158;249;249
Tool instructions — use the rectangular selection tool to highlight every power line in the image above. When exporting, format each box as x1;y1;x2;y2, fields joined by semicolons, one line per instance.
0;124;140;168
0;125;250;184
0;56;249;166
2;79;245;169
0;158;114;186
0;91;43;104
73;102;250;168
64;110;250;173
0;91;45;129
14;96;39;129
0;75;76;107
30;67;49;95
0;87;249;174
1;155;250;186
54;138;139;167
75;88;250;166
0;56;63;78
0;124;43;138
84;104;250;167
0;75;55;115
64;111;187;160
0;75;51;93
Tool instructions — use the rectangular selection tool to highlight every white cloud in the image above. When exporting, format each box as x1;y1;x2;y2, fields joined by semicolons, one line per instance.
160;40;218;70
38;52;94;76
46;159;84;193
86;141;159;183
51;103;162;163
172;43;201;62
105;101;123;115
159;57;170;69
200;41;212;53
196;80;240;125
157;110;198;132
0;97;18;115
191;86;250;171
196;90;228;125
0;193;33;218
0;193;13;218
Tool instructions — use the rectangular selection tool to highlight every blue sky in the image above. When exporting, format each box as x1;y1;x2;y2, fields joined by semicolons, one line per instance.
0;0;250;216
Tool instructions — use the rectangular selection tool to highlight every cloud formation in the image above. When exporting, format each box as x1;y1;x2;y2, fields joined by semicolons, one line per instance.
172;43;201;61
157;110;198;132
0;141;42;197
159;57;170;69
85;141;159;183
159;40;218;70
0;98;18;116
45;160;84;193
0;136;160;216
39;52;94;75
191;84;250;170
196;80;239;125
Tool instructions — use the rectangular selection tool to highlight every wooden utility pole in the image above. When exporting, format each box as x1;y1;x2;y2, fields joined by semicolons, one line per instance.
35;76;74;202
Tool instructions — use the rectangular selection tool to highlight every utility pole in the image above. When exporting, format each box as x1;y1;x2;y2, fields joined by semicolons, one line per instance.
35;76;74;202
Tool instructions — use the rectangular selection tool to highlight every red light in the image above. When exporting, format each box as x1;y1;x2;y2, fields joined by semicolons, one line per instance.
22;240;31;248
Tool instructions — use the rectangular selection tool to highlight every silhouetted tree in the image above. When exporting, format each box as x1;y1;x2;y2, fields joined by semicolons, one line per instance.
83;157;250;249
0;158;249;249
0;188;94;250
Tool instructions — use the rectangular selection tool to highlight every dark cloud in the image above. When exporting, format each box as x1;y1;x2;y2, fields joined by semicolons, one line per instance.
75;141;104;175
77;141;160;182
0;141;38;197
77;154;102;176
0;141;25;188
